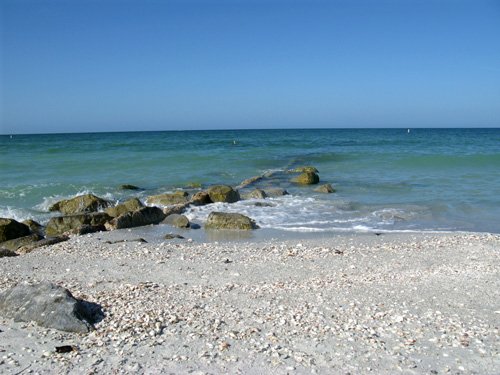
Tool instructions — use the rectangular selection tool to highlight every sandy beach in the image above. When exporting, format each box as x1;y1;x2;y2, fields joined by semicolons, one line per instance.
0;230;499;374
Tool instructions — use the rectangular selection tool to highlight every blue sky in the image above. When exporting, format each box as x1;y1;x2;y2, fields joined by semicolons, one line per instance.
1;0;499;134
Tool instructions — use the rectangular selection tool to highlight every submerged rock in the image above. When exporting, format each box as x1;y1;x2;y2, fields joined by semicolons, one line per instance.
120;184;140;190
205;212;258;230
207;185;240;203
105;206;166;230
146;192;189;206
0;218;31;242
163;214;190;228
314;183;336;193
45;213;111;236
0;233;43;251
106;198;144;218
291;172;320;185
0;282;102;333
237;175;263;189
263;188;289;197
49;194;111;215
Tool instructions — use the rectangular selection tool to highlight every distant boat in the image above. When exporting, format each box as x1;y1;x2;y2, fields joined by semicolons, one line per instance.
407;129;410;133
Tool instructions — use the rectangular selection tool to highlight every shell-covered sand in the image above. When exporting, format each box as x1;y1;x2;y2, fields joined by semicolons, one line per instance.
1;231;499;374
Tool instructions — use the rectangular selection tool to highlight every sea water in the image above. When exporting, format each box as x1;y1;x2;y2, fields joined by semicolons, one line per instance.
1;128;499;234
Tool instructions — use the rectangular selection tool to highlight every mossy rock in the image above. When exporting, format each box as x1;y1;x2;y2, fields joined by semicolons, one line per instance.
207;185;240;203
105;206;166;230
45;213;111;237
314;183;336;193
106;198;144;218
49;194;111;215
22;219;44;236
241;189;267;200
291;172;320;185
291;166;319;174
146;192;189;206
0;233;43;251
0;218;31;242
205;212;258;230
237;176;263;189
190;191;212;206
163;214;190;228
186;182;202;189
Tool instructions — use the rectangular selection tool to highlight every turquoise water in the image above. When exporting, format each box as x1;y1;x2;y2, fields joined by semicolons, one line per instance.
1;128;499;234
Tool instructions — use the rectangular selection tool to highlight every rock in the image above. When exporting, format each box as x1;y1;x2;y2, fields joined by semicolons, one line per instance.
263;188;289;197
105;198;144;218
242;189;267;200
22;219;44;236
0;218;31;242
207;185;240;203
291;172;320;185
0;282;102;333
190;191;212;206
314;183;336;193
49;194;110;215
0;248;18;258
45;213;111;236
105;206;166;230
146;192;189;206
120;184;140;190
253;202;276;207
164;233;185;240
186;182;202;189
290;166;319;174
17;236;69;254
163;214;190;228
0;233;43;251
205;212;258;230
163;204;189;217
237;176;263;189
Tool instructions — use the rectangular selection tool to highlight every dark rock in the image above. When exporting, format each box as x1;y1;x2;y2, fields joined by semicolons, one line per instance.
163;214;190;228
22;219;44;236
291;172;320;185
45;213;111;237
164;233;185;240
0;282;103;333
0;218;31;242
207;185;240;203
263;188;289;197
242;189;267;200
120;184;140;190
105;198;144;218
0;233;43;252
314;183;336;193
105;206;166;230
17;236;69;254
146;192;189;206
0;248;18;258
190;191;212;206
49;194;110;215
205;212;258;230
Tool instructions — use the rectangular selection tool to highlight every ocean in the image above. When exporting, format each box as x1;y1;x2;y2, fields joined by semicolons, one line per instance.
1;128;499;235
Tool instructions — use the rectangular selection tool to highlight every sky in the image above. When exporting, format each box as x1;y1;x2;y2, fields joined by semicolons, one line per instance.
1;0;499;134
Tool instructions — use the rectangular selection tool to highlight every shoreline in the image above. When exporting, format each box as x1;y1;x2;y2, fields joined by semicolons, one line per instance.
1;230;499;374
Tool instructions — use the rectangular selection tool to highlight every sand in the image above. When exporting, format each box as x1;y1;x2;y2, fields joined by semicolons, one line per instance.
0;230;499;374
